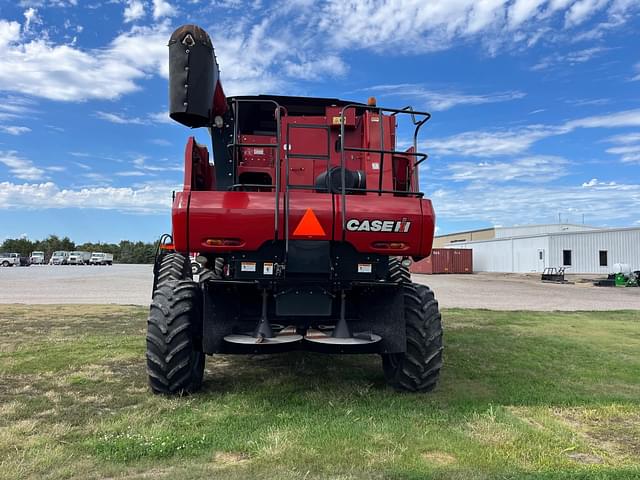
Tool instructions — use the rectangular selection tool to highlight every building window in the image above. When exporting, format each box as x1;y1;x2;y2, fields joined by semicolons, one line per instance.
563;250;572;266
599;250;608;267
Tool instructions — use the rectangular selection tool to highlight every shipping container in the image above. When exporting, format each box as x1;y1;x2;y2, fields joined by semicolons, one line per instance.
448;248;473;273
411;248;473;274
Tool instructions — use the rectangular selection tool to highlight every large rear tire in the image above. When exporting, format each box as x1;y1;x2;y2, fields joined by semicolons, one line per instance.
147;280;205;395
382;260;443;392
147;252;205;395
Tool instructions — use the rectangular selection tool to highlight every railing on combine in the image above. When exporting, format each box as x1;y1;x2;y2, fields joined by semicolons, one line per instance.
338;105;431;241
225;99;432;251
227;98;285;241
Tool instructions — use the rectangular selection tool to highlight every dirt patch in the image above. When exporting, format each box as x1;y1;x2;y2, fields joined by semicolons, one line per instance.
554;408;640;459
213;451;250;465
567;452;604;464
422;452;457;466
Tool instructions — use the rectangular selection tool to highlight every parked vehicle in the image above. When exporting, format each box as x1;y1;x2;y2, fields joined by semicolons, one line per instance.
30;251;46;265
0;252;20;267
49;251;70;265
89;252;113;265
68;251;91;265
19;255;30;266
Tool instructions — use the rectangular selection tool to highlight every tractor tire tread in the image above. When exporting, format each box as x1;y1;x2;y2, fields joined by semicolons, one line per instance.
146;255;204;395
382;283;443;392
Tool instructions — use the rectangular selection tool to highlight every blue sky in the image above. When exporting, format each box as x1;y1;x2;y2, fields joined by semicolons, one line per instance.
0;0;639;243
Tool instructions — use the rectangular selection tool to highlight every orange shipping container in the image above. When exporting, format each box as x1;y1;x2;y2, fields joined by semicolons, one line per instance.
410;248;472;274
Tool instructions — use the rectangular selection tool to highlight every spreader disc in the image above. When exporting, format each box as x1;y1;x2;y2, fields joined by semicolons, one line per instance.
223;333;303;345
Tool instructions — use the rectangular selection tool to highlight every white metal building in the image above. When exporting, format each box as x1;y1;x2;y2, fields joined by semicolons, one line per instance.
445;225;640;274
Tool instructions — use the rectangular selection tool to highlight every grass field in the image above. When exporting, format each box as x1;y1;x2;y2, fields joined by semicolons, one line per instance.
1;305;639;479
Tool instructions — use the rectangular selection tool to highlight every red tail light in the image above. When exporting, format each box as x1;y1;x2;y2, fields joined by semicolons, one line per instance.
372;241;408;250
204;238;243;247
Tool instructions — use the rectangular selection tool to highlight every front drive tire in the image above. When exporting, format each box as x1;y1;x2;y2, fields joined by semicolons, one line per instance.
146;280;205;395
382;283;443;392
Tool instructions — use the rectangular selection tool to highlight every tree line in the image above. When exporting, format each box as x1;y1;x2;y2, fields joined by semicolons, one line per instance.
0;235;158;264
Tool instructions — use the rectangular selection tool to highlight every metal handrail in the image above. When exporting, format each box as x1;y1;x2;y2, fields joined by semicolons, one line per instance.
339;104;431;240
226;99;431;246
227;98;284;241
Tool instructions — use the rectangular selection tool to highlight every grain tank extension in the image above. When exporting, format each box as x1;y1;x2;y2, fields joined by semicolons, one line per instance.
147;24;443;394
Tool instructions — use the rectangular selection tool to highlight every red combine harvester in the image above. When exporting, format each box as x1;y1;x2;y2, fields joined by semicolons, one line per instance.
147;24;443;394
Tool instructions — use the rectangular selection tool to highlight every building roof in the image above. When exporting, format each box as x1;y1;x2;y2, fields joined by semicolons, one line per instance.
445;226;640;245
435;227;495;239
436;223;599;239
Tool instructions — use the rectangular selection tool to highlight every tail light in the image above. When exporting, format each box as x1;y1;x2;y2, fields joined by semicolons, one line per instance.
204;238;243;247
371;241;408;250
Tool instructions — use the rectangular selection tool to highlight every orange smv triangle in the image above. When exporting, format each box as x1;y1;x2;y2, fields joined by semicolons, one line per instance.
293;208;326;237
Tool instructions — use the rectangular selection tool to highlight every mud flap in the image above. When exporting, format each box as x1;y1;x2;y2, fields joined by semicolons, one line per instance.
350;286;405;354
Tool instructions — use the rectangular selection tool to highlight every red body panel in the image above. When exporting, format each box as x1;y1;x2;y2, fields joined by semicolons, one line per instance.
172;190;435;257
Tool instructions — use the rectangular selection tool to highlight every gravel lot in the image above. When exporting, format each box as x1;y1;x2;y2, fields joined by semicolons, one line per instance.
0;264;637;310
0;264;152;305
414;272;639;311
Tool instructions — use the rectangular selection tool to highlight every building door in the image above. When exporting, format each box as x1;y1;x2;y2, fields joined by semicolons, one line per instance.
537;249;546;272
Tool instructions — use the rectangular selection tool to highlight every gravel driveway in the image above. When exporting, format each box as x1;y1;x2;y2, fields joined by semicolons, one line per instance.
0;265;637;310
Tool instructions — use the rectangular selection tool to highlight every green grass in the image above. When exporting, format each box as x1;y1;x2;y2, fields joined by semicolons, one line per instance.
1;305;639;479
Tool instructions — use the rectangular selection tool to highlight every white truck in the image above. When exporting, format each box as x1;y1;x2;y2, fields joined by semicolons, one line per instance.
67;251;92;265
30;251;46;265
0;252;20;267
89;252;113;265
49;251;70;265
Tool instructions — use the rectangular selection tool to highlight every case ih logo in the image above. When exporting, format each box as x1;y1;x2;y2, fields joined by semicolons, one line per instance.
346;218;411;233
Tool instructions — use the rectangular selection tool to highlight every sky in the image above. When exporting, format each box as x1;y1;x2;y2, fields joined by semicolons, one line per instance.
0;0;639;243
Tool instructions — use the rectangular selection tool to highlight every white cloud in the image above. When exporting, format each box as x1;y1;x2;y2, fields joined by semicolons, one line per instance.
632;62;640;81
283;55;348;80
0;151;45;180
429;125;561;157
0;21;169;101
509;0;547;29
95;110;180;125
0;126;31;135
605;131;640;163
429;179;640;226
606;132;640;144
152;0;176;19
124;0;145;23
0;181;175;213
566;108;640;129
0;20;21;46
447;156;568;183
565;0;609;27
314;0;639;54
430;109;640;157
367;84;526;111
95;111;147;125
132;156;182;172
531;46;610;70
23;8;41;32
148;111;172;124
115;170;147;176
150;138;172;146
